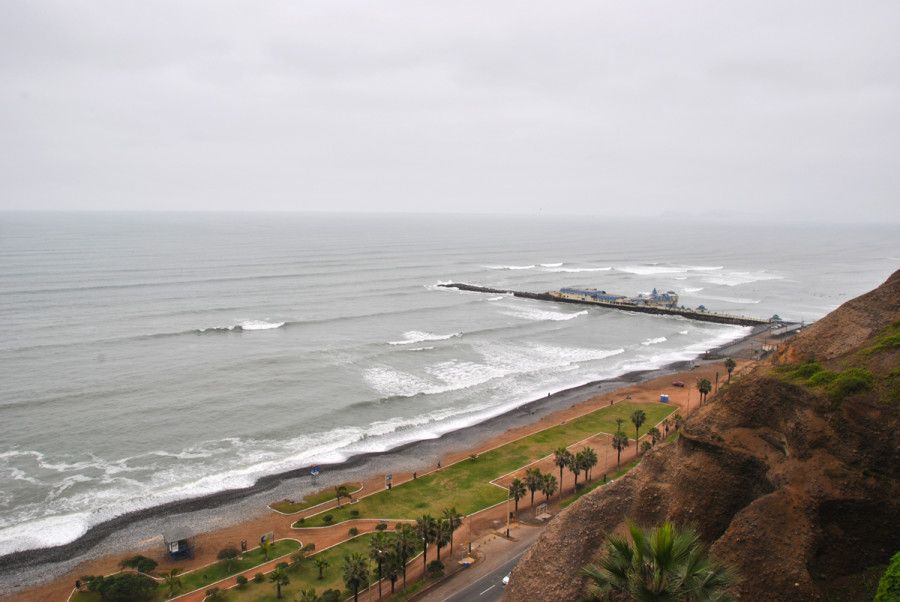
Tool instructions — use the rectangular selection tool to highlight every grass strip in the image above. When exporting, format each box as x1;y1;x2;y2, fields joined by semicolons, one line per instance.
270;483;363;514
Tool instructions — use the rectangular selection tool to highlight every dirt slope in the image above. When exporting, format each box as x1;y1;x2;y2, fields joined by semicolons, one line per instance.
505;270;900;601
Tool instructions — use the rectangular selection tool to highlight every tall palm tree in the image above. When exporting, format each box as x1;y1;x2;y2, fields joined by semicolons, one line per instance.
697;378;712;404
580;520;740;601
541;473;558;502
269;567;290;600
162;568;183;597
724;358;736;383
569;452;584;489
662;417;671;437
631;410;647;456
335;485;350;508
442;508;463;563
341;552;369;602
434;519;452;562
509;478;527;513
369;532;390;601
581;447;598;482
314;556;329;580
553;447;572;500
612;430;629;471
392;524;417;591
415;514;437;574
524;467;543;509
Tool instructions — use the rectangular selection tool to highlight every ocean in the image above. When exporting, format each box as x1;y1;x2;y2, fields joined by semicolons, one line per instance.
1;212;897;560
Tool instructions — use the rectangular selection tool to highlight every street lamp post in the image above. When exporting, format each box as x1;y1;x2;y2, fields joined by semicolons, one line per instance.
506;487;511;537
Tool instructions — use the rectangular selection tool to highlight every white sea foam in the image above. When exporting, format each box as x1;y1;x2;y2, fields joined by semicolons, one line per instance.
683;287;704;293
239;320;285;330
540;263;563;267
616;264;722;276
641;337;667;345
483;264;535;270
698;295;761;304
543;266;612;273
701;271;782;286
499;307;588;322
388;331;461;345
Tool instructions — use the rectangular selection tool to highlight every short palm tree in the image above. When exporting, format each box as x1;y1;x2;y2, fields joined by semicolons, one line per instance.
341;552;370;602
298;588;320;602
697;378;712;404
612;430;630;471
569;452;584;489
335;485;350;508
541;473;558;502
269;567;290;600
582;447;598;482
724;358;736;382
647;427;662;446
259;539;271;561
580;520;740;601
162;568;183;597
631;410;647;456
554;447;573;500
525;467;543;509
314;556;329;580
509;478;527;513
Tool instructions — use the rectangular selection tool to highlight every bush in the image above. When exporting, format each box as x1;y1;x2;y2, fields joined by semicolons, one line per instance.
206;586;221;599
791;360;824;380
875;551;900;601
321;590;342;602
350;509;360;517
375;523;387;531
84;573;158;601
236;575;248;587
828;369;876;401
303;542;316;554
349;527;359;536
427;560;445;577
323;514;334;524
120;554;158;575
807;370;837;387
296;517;305;525
253;572;265;583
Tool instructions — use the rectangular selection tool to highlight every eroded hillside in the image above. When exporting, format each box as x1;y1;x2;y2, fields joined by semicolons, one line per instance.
505;270;900;601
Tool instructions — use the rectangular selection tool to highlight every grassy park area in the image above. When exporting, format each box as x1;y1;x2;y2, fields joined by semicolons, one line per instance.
295;401;674;528
270;483;363;514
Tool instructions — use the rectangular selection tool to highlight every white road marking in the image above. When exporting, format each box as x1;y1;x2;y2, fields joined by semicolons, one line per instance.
480;584;496;595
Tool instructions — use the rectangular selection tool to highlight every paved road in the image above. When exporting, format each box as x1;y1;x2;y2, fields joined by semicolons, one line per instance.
415;523;544;602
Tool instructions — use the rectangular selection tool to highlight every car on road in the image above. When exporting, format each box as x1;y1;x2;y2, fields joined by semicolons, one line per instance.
502;572;510;586
672;381;685;387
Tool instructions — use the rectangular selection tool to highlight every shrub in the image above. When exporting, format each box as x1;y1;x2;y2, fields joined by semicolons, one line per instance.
296;517;305;525
291;550;306;564
791;360;824;380
120;554;158;575
236;575;248;587
828;369;876;401
84;573;158;600
276;561;289;570
303;542;316;554
807;370;837;387
427;560;445;577
350;509;360;517
206;586;221;599
253;572;265;583
349;527;359;536
875;551;900;601
323;514;334;524
375;523;387;532
321;590;342;602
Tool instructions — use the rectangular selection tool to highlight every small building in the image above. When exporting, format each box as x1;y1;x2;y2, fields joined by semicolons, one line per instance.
163;527;195;560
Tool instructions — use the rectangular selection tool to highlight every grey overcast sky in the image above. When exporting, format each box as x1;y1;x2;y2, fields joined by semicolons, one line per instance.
2;1;899;222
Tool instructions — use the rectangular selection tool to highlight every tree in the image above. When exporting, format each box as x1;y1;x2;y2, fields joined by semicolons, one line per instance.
525;467;543;509
697;378;712;404
341;552;370;602
314;556;330;580
641;440;653;453
392;524;417;591
369;532;390;600
269;567;290;600
509;478;527;513
415;514;437;574
663;417;671;437
580;520;740;601
647;427;662;446
298;588;321;602
674;413;683;430
442;507;463;560
385;551;403;593
724;358;736;383
612;430;629;471
581;447;598;482
569;452;584;490
89;573;158;601
335;485;351;508
120;555;158;575
217;547;240;573
162;568;183;598
875;550;900;601
434;519;452;562
631;410;647;456
553;447;572;500
541;473;558;502
259;539;271;561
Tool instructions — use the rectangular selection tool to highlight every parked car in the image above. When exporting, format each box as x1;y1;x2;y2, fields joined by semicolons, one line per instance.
672;381;685;387
502;572;511;586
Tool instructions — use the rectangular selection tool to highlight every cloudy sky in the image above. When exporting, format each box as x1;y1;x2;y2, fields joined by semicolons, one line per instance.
2;1;899;222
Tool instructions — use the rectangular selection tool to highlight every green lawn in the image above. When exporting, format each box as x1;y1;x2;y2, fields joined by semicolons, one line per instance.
296;401;674;527
71;540;300;602
221;533;385;601
270;482;363;514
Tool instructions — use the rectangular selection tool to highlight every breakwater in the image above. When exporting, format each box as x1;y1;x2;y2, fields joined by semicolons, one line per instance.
439;283;772;327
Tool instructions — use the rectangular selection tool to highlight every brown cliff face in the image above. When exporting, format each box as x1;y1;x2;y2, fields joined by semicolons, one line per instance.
505;270;900;601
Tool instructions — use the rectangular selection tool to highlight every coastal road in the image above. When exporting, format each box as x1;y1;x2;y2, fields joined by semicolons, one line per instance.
415;522;545;602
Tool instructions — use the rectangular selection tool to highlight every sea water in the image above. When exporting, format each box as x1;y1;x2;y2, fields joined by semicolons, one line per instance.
0;212;897;557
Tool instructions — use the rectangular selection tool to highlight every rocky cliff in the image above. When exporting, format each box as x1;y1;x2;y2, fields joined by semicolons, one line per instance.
505;270;900;601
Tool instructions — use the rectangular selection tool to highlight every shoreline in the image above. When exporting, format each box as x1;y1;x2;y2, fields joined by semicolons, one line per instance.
0;327;770;597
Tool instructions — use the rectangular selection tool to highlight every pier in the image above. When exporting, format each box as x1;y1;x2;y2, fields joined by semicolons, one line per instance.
438;283;772;327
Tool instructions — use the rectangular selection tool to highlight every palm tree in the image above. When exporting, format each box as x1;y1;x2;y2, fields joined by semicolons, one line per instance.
314;556;329;580
641;440;653;453
631;410;647;456
553;447;572;500
581;447;598;482
259;539;271;561
369;532;390;600
541;473;558;502
612;430;629;471
442;507;463;559
674;413;683;430
509;478;527;513
697;378;712;404
269;567;290;600
298;588;320;602
415;514;437;574
341;552;370;602
615;417;626;432
663;417;671;437
647;427;662;446
434;519;452;562
580;520;740;601
725;357;736;383
569;452;584;489
392;524;417;591
335;485;350;508
524;467;543;509
162;568;183;597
